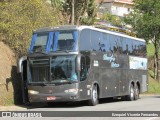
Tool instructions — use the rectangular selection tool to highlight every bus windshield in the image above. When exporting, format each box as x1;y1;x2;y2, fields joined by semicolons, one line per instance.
51;55;78;84
28;55;78;84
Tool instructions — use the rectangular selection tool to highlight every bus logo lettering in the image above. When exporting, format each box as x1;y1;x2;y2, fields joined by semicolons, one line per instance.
103;54;115;62
103;54;120;68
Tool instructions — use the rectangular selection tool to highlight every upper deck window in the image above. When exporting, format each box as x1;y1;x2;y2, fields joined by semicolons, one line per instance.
79;29;91;51
32;33;48;53
52;30;78;52
29;30;78;54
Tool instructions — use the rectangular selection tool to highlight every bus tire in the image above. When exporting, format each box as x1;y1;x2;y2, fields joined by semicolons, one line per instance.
25;101;31;106
134;84;140;100
88;85;99;106
126;84;134;101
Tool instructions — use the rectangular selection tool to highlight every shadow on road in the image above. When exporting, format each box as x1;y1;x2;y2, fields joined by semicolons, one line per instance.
15;95;160;110
7;66;23;105
21;97;125;110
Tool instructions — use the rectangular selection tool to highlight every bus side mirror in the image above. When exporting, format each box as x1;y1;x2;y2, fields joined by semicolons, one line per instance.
76;55;81;72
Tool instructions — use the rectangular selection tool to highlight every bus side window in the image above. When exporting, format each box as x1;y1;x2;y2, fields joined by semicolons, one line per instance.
102;33;110;52
80;56;87;81
140;42;146;57
91;30;100;51
125;38;133;55
80;29;91;51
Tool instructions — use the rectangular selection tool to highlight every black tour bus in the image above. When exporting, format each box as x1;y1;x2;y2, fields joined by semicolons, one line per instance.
17;25;148;106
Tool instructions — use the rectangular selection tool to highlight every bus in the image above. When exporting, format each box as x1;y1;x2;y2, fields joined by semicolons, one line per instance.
17;25;148;106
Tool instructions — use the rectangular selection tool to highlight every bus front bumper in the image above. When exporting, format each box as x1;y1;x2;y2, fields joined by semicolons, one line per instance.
28;93;79;103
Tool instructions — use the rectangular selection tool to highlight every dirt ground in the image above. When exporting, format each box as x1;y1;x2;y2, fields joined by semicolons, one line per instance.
0;41;16;105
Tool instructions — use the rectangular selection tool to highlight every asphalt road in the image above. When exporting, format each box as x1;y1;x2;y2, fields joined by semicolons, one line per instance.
1;95;160;120
27;95;160;111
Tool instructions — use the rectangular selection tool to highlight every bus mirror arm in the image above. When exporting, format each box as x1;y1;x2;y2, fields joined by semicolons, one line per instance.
76;55;81;72
17;56;27;73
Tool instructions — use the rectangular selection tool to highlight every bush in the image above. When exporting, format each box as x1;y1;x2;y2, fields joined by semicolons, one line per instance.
0;0;63;57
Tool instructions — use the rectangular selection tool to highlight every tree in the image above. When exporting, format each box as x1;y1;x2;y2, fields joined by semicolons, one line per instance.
62;0;96;25
101;12;124;27
50;0;64;9
124;0;160;81
71;0;74;25
0;0;62;57
81;0;97;25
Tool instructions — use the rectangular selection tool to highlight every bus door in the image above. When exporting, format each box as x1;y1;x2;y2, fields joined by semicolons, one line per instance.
79;56;91;100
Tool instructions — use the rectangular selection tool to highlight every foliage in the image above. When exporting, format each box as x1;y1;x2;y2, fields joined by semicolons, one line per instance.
0;0;62;57
50;0;64;9
124;0;160;80
80;0;97;25
147;43;155;57
101;12;123;27
148;76;160;94
61;0;96;25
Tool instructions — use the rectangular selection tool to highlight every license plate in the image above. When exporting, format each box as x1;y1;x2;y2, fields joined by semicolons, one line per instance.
47;96;56;101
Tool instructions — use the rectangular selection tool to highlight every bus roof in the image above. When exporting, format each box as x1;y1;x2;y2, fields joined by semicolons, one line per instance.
78;26;145;42
34;25;78;32
34;25;145;42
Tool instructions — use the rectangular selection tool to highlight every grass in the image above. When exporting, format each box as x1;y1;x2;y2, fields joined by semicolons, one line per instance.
148;76;160;94
146;43;160;94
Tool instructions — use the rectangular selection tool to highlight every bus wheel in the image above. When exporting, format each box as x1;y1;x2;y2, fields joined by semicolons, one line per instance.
88;85;99;106
126;84;134;101
134;84;140;100
25;101;31;106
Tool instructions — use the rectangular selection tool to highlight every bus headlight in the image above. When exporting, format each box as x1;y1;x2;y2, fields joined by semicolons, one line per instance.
28;90;39;94
64;89;78;94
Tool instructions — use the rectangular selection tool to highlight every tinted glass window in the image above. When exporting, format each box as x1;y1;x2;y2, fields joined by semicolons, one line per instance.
122;37;127;54
134;41;146;57
114;35;122;54
29;58;50;83
119;37;123;54
133;40;140;56
57;31;75;51
101;33;110;52
33;33;48;52
109;35;117;53
51;55;78;83
125;38;133;55
140;42;146;57
79;29;91;51
80;56;86;81
91;30;101;51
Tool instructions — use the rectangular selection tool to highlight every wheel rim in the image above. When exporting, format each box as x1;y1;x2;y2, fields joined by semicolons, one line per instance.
135;87;139;98
130;86;134;99
93;88;97;102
